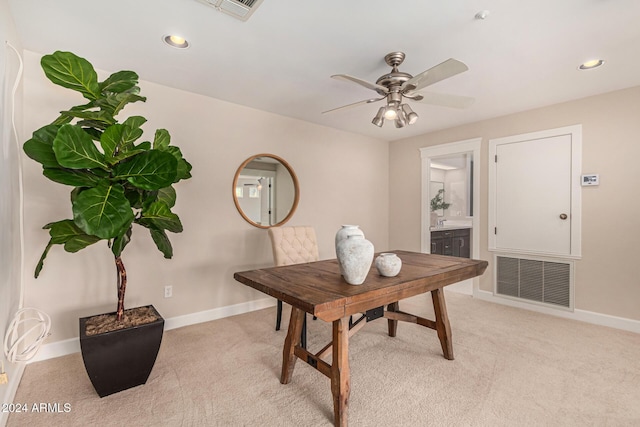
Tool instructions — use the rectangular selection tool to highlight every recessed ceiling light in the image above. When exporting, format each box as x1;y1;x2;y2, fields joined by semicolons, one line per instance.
474;10;490;20
163;34;189;49
578;59;604;70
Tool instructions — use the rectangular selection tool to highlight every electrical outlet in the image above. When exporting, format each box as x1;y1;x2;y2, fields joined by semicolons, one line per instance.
164;285;173;298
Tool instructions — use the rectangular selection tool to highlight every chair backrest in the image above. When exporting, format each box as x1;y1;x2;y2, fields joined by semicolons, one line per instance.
268;226;319;266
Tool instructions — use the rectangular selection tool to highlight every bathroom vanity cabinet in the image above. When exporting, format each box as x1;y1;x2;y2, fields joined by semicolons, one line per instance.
430;228;471;258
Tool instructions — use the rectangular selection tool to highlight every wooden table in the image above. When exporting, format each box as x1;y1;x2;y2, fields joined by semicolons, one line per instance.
234;250;488;426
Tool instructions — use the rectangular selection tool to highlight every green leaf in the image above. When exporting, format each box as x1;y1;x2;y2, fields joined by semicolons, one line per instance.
165;146;192;182
113;150;177;190
51;101;96;126
150;228;173;259
153;129;170;150
111;226;132;257
72;181;134;239
40;51;100;100
23;125;61;168
95;92;146;117
136;141;151;151
175;159;193;182
45;219;101;251
100;124;145;164
121;125;143;151
53;124;108;170
51;114;74;126
138;201;183;233
123;116;147;130
43;168;103;187
124;187;144;209
157;186;176;208
70;187;83;203
100;124;123;158
34;240;53;278
56;109;114;126
35;220;101;277
100;70;138;94
82;127;103;141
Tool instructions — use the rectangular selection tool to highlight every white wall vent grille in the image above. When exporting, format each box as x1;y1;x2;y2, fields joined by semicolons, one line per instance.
197;0;265;21
496;255;572;308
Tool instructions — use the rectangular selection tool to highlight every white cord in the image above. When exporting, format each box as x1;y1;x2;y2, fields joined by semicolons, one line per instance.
3;309;51;362
5;41;25;310
3;41;52;362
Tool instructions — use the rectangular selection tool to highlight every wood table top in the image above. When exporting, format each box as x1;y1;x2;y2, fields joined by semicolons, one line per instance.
234;250;488;322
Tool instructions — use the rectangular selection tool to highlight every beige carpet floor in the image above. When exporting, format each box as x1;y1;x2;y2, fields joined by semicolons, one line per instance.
8;292;640;427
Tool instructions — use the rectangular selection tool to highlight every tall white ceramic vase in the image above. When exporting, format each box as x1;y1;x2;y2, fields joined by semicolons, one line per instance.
335;225;365;276
336;235;374;285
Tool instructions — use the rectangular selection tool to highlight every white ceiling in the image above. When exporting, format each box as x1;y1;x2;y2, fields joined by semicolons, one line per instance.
8;0;640;141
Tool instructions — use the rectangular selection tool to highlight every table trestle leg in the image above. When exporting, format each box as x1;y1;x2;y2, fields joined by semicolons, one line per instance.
281;307;306;384
289;316;352;426
382;290;454;360
431;288;454;360
331;316;350;427
386;301;399;337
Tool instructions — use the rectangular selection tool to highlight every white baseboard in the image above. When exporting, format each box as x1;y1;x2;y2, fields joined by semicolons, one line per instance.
28;297;276;363
163;297;275;330
30;291;640;365
474;289;640;334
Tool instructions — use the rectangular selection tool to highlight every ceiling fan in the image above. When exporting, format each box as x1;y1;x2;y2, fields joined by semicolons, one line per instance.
323;52;474;128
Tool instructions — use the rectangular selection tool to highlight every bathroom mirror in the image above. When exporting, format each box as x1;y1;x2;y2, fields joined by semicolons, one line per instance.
232;154;299;228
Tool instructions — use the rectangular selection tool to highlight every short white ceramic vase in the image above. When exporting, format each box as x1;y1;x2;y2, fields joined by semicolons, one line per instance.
336;234;374;285
375;253;402;277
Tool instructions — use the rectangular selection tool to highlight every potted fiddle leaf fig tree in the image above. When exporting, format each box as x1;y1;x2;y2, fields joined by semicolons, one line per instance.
23;51;192;397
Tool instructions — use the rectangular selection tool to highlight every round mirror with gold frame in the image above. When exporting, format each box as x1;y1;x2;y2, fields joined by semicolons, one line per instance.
232;154;300;229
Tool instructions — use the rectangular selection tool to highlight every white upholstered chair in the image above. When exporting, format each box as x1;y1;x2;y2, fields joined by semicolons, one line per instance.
268;226;319;346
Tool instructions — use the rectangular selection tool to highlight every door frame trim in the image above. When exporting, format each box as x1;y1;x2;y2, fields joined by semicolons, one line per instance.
488;125;582;258
420;138;482;295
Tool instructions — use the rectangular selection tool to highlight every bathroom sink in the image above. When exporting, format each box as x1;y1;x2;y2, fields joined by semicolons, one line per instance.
430;220;472;231
430;225;471;231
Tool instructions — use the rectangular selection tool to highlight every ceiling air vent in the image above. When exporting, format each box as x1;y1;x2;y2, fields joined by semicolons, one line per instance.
197;0;265;21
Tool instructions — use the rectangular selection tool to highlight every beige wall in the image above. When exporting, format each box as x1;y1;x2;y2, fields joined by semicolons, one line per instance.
16;47;640;346
390;85;640;321
20;50;390;343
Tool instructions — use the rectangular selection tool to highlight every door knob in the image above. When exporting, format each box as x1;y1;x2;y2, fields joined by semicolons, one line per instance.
559;213;568;220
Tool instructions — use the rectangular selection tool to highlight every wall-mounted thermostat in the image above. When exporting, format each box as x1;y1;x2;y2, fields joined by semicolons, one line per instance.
581;174;599;186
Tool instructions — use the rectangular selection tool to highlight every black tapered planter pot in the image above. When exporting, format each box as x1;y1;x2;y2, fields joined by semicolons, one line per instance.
79;305;164;397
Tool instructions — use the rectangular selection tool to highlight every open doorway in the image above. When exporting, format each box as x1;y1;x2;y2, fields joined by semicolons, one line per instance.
420;138;481;296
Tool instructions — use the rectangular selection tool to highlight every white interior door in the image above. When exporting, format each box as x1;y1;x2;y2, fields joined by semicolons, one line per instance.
493;133;575;256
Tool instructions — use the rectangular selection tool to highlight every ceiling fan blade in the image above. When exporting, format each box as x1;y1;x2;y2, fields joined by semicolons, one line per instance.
331;74;389;94
401;58;469;92
322;97;385;114
412;92;475;109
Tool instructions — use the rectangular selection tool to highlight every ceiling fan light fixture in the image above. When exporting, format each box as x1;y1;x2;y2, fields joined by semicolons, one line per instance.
401;104;419;125
372;107;385;127
329;52;473;129
383;103;398;120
